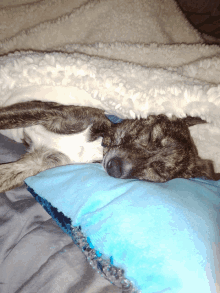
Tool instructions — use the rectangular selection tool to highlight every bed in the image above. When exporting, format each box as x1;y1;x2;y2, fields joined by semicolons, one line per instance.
0;0;220;292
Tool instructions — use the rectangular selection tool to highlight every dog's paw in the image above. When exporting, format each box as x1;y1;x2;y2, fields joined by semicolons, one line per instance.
0;163;25;193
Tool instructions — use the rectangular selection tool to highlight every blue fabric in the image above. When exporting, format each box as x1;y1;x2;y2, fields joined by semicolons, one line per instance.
106;114;123;124
25;164;220;293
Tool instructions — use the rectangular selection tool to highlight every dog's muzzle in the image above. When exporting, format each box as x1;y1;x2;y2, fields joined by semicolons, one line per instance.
106;157;123;178
103;149;133;179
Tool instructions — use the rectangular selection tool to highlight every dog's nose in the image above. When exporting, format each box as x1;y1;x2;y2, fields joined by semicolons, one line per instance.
106;157;123;178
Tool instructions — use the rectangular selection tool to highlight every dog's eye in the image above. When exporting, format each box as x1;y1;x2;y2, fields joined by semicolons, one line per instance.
136;131;151;148
138;124;164;148
102;136;111;147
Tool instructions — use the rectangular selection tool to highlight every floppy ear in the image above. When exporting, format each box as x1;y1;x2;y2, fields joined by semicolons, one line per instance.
184;157;220;180
89;118;112;142
182;116;207;127
180;116;220;180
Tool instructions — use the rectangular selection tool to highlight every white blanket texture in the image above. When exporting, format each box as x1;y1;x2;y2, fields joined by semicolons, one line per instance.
0;0;220;175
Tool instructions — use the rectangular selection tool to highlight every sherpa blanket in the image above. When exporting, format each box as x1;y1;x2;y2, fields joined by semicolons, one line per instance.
0;0;220;293
1;0;220;173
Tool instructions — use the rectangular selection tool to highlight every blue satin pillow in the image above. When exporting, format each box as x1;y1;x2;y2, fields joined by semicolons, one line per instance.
25;164;220;293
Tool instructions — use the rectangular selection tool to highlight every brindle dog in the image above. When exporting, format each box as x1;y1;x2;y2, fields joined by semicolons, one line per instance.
0;100;219;193
103;115;220;182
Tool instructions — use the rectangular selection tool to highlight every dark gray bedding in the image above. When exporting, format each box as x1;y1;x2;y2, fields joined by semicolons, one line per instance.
0;134;121;293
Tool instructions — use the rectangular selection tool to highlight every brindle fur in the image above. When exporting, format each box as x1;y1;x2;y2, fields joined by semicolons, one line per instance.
102;115;220;182
0;100;219;193
0;100;111;137
0;101;111;192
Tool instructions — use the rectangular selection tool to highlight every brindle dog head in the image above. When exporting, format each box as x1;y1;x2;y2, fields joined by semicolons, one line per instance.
101;114;217;182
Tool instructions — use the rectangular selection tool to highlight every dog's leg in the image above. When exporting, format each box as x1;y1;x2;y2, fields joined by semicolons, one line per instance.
0;147;71;193
0;100;111;136
0;101;112;192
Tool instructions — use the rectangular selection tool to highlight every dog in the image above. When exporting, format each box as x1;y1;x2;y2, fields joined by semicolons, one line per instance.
0;100;219;193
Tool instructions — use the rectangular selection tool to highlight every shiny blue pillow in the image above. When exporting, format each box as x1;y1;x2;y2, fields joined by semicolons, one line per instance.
25;164;220;293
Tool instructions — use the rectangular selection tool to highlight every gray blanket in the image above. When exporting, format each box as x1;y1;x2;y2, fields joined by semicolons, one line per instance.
0;134;121;293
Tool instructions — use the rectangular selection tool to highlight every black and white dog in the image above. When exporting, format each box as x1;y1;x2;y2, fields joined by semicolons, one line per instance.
0;100;219;193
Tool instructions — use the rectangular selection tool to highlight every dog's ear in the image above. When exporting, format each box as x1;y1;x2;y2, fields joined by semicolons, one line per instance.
89;118;112;142
181;116;207;127
183;157;218;180
180;116;220;180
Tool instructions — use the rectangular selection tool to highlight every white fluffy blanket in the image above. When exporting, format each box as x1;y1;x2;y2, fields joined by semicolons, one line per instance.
1;0;220;173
